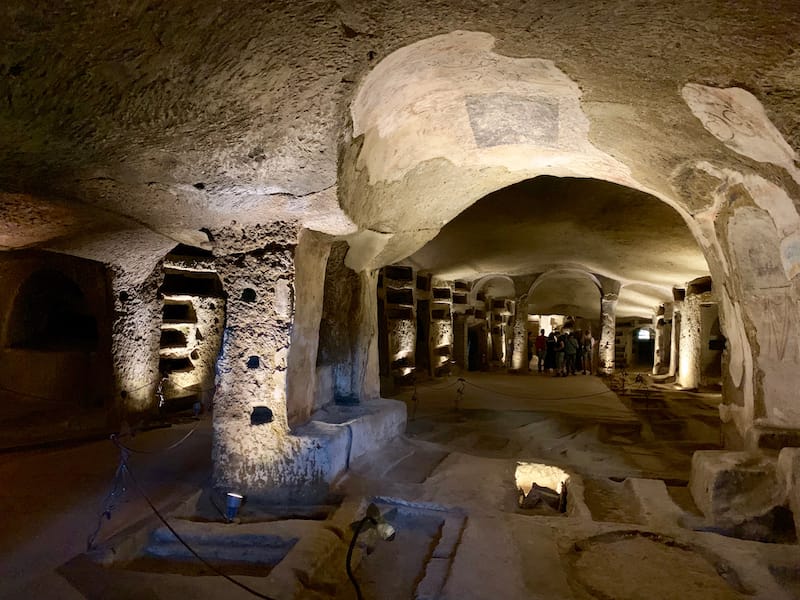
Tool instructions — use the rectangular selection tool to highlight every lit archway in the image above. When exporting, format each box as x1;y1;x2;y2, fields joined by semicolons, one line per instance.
341;29;800;438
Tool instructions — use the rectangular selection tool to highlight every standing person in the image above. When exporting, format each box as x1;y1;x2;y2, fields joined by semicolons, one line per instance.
565;332;579;375
527;331;534;369
555;331;566;377
535;329;547;373
581;330;594;375
545;332;557;373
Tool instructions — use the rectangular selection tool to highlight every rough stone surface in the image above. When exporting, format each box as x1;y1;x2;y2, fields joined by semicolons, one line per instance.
777;447;800;535
317;243;379;401
211;222;299;496
3;0;800;508
111;260;165;415
689;450;784;526
678;288;705;389
286;229;331;427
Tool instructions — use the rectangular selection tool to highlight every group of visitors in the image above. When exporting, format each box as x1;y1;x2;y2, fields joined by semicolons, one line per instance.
530;328;593;376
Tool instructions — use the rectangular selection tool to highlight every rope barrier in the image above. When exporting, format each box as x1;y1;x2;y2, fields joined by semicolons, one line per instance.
114;426;198;455
460;378;617;401
0;376;216;408
86;440;130;551
410;376;617;403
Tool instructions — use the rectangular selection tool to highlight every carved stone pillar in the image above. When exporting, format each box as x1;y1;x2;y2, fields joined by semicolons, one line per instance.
678;284;706;389
211;223;299;498
511;294;529;371
668;300;682;378
598;280;620;374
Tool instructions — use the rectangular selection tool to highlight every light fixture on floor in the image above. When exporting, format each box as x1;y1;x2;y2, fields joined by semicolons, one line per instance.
226;492;244;521
346;503;397;600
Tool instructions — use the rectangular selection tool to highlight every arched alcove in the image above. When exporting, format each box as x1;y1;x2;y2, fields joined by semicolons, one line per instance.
0;255;113;426
342;29;800;439
469;275;515;304
6;269;98;351
527;271;602;322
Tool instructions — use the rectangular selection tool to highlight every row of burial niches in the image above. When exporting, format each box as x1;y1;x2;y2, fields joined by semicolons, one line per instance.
377;265;517;386
158;247;225;413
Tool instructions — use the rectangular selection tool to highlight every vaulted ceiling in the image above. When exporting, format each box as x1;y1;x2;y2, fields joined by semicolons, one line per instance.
406;176;709;317
1;1;798;287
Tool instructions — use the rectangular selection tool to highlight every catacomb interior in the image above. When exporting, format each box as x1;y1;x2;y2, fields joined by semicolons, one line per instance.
2;3;800;599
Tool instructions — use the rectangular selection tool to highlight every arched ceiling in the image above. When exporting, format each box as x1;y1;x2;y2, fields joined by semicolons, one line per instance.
472;275;515;300
0;2;797;273
405;176;709;317
528;275;601;320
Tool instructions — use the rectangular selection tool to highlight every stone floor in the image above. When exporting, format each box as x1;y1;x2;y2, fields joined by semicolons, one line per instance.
1;371;798;599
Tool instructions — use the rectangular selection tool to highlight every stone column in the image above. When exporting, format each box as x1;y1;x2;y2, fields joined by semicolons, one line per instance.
678;283;708;389
598;279;620;374
352;269;381;400
211;223;298;498
485;296;494;361
668;300;682;377
286;230;331;427
652;310;669;375
452;313;468;370
510;294;528;371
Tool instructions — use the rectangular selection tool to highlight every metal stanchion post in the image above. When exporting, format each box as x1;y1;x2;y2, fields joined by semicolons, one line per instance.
455;378;465;411
410;373;419;421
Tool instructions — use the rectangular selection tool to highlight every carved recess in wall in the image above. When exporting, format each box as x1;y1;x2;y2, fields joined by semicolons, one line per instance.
682;84;800;184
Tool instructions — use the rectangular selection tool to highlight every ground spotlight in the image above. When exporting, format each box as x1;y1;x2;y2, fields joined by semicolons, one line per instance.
225;492;243;521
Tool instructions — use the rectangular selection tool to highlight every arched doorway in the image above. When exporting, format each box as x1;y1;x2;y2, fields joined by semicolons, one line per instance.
631;326;656;370
338;29;795;438
0;258;114;442
6;270;98;351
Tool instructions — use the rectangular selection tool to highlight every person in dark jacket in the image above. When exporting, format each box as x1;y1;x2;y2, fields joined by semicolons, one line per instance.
564;332;579;375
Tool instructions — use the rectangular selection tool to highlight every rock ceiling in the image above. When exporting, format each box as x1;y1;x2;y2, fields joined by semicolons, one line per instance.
0;1;798;302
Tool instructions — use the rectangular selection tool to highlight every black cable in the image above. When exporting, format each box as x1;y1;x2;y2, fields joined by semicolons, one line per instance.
346;517;375;600
415;379;460;391
112;438;278;600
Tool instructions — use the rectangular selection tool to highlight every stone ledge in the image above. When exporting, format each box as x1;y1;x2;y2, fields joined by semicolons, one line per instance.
689;450;782;525
249;398;407;504
745;425;800;451
777;447;800;535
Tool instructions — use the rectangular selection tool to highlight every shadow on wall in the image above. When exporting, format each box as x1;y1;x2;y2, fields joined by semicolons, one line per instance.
316;242;363;407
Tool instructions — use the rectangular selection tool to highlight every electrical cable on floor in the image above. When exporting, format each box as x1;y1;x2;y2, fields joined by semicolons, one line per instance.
345;516;373;600
110;436;279;600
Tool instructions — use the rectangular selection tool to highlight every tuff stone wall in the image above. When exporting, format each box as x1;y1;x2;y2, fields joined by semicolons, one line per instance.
210;222;299;496
111;261;165;417
317;242;365;401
